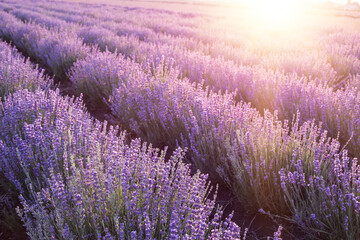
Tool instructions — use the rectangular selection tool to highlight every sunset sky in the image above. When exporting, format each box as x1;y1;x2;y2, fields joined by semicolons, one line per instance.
323;0;360;3
198;0;360;4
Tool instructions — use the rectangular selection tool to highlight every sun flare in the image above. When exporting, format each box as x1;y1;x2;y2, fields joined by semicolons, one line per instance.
246;0;305;30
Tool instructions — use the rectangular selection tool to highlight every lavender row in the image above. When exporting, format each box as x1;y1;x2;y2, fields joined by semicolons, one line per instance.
0;40;50;98
25;1;201;39
3;1;197;42
0;39;51;236
0;11;89;80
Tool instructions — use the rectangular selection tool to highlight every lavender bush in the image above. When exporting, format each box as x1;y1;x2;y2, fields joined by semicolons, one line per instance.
10;8;68;29
0;89;91;197
69;50;144;109
277;150;360;239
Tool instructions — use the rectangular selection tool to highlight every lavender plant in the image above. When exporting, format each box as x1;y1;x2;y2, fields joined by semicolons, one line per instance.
0;89;91;197
10;8;68;29
276;150;360;239
77;26;118;52
69;50;144;109
36;29;89;80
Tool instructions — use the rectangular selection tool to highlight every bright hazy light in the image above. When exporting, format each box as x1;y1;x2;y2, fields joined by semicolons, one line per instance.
246;0;305;31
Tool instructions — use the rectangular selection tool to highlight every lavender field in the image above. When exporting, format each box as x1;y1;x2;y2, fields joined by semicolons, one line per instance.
0;0;360;239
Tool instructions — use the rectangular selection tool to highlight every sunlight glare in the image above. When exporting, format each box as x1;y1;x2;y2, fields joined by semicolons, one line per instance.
246;0;304;31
